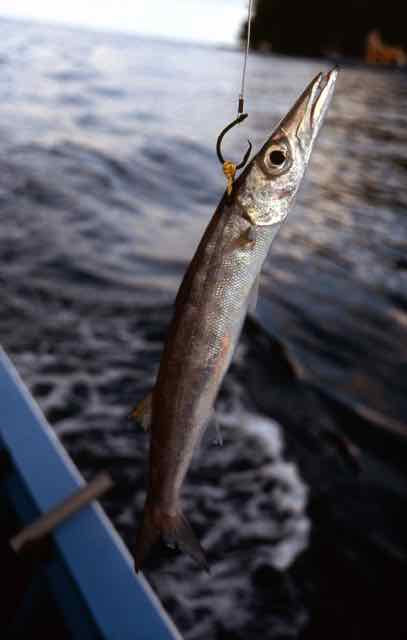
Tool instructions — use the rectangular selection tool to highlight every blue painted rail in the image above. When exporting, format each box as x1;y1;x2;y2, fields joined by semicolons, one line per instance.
0;348;182;639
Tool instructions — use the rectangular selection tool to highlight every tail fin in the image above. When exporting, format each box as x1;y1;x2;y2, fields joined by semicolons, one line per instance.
134;501;209;573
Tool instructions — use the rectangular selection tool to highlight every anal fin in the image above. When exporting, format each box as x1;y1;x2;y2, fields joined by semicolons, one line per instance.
202;413;223;447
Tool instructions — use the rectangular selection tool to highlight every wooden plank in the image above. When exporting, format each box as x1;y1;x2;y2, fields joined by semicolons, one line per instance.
10;472;114;553
0;348;182;640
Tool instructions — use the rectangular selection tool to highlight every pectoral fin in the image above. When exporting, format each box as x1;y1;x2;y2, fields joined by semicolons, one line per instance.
241;226;256;248
229;226;257;253
130;391;153;431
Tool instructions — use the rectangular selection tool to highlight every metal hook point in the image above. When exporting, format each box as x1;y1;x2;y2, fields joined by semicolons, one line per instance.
216;113;252;170
236;139;252;170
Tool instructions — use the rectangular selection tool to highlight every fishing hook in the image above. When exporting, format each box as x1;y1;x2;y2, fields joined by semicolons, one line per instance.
216;113;252;170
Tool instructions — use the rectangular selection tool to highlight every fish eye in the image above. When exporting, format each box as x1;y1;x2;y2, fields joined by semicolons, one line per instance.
263;142;291;175
269;149;286;166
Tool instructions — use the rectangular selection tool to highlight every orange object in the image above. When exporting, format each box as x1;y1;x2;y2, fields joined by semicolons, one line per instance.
366;30;407;66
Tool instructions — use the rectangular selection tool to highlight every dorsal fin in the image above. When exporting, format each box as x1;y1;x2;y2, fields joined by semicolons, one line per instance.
130;390;153;431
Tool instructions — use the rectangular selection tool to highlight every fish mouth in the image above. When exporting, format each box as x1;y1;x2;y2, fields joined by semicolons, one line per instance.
309;67;338;134
279;67;338;149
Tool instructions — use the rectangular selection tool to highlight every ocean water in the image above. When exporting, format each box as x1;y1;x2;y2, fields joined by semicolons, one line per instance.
1;17;407;639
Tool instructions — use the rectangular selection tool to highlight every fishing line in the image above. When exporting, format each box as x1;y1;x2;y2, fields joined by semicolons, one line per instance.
238;0;254;115
216;0;255;194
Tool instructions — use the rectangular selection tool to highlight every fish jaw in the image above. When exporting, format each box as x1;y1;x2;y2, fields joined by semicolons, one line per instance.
236;68;338;227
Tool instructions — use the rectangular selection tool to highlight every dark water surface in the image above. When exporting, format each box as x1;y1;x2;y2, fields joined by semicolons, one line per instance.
1;17;407;639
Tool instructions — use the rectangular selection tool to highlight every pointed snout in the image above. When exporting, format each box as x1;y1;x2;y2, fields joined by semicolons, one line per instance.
279;67;338;150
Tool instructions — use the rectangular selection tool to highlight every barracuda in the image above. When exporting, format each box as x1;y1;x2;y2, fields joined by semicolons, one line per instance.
133;68;338;572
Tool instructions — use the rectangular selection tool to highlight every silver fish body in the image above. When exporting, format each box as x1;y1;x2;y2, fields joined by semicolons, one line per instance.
134;68;338;571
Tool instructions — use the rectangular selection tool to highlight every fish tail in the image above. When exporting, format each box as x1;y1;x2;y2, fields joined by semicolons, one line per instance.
134;499;209;573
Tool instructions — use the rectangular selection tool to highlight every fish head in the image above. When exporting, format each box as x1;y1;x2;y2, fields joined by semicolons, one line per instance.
237;68;338;227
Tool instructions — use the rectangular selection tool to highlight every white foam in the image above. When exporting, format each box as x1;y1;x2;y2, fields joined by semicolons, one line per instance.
219;403;311;571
